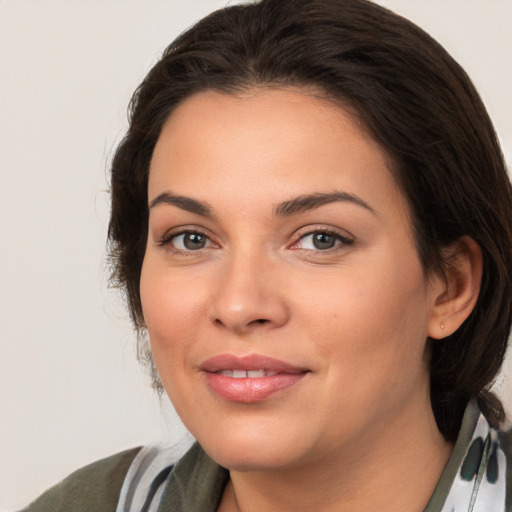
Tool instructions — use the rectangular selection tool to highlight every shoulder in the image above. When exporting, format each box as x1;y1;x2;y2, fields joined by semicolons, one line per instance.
22;447;142;512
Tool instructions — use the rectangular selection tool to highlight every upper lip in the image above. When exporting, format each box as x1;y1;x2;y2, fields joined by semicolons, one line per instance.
200;353;309;374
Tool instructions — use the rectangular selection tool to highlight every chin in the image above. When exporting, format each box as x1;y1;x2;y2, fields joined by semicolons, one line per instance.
192;419;311;471
204;442;303;472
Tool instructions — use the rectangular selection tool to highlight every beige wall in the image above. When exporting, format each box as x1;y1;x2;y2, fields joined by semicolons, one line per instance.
1;1;510;509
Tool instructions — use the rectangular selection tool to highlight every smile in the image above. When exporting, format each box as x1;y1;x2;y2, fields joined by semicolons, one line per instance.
200;354;309;402
217;369;278;378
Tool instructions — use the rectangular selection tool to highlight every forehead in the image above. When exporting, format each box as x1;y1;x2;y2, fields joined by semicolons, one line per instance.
148;88;408;221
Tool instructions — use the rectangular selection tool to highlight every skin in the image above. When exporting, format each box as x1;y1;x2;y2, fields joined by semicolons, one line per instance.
140;89;481;511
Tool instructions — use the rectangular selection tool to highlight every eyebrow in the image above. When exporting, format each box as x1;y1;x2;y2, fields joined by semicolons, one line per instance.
149;192;214;218
273;192;376;217
148;190;376;218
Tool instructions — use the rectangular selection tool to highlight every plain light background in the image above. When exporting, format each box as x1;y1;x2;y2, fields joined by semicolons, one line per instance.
1;1;511;509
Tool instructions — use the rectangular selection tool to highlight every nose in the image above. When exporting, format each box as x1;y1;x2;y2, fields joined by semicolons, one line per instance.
209;250;290;334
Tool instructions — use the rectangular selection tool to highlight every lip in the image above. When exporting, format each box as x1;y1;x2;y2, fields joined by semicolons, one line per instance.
200;353;310;403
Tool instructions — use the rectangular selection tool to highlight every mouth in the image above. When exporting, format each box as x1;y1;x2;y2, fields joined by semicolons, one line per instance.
200;354;310;403
217;369;279;378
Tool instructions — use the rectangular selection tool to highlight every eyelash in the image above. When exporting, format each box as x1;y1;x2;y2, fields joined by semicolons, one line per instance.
158;227;354;255
158;229;214;254
292;228;355;253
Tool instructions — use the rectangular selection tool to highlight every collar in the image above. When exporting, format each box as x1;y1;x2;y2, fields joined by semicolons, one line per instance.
425;400;508;511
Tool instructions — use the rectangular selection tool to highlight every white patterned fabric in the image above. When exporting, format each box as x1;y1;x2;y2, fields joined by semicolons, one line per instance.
115;435;194;512
441;411;507;512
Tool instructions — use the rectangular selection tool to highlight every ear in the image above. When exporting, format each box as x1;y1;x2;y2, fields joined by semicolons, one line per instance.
427;236;482;340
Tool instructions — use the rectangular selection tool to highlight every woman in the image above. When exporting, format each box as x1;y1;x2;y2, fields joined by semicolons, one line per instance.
26;0;512;510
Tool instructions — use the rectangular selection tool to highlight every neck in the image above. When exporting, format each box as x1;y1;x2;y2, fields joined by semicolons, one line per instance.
219;398;453;512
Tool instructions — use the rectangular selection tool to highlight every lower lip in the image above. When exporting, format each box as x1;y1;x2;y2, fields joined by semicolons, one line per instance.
203;372;307;403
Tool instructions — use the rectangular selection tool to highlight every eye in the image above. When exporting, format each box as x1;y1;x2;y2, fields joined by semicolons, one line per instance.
294;229;354;251
165;231;213;251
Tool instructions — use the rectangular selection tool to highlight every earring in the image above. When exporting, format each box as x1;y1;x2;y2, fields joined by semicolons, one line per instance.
440;323;445;331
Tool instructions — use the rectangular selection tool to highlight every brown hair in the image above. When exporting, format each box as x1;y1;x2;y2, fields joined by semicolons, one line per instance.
108;0;512;441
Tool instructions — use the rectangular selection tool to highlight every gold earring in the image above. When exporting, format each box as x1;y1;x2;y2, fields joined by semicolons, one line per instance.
441;323;445;331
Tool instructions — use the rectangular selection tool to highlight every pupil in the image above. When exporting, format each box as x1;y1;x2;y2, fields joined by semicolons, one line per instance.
184;233;206;250
313;233;335;249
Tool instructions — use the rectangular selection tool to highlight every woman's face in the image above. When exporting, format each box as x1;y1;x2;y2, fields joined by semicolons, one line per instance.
141;88;444;471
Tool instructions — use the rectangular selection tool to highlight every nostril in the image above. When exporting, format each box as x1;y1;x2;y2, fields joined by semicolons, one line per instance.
255;319;269;324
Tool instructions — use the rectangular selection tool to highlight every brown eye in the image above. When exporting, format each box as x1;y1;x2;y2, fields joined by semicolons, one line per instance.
171;232;210;250
296;231;348;251
311;232;337;250
184;233;207;249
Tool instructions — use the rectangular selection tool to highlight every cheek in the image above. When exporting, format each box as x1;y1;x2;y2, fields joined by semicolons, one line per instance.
140;262;205;358
301;276;430;431
299;254;430;374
